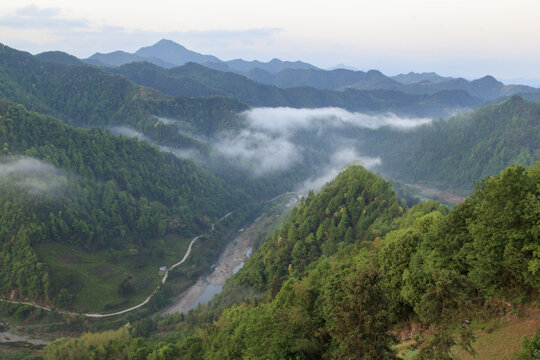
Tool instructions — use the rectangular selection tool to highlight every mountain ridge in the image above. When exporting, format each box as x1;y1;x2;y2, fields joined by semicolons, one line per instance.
79;39;538;101
84;38;320;74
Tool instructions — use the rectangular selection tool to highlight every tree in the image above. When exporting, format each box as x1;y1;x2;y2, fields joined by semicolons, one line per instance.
323;263;397;360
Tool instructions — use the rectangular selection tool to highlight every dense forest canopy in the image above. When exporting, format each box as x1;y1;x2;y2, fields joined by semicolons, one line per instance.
0;43;247;148
108;61;483;118
356;96;540;192
0;40;538;359
0;100;246;306
44;164;540;359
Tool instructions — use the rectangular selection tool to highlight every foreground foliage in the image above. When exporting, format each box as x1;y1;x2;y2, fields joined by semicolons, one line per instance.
45;164;539;358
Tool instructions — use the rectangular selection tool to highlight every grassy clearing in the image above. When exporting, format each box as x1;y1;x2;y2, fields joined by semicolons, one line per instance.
452;309;539;360
397;306;539;359
0;343;42;360
36;233;193;313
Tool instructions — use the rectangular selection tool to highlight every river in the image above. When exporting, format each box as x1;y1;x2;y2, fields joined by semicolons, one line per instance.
162;194;298;315
161;227;255;315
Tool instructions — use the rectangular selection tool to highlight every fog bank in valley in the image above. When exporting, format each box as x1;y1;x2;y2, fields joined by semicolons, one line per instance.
212;107;430;188
244;107;432;133
111;108;432;192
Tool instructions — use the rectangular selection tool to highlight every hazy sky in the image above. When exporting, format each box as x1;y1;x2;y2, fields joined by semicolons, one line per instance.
1;0;540;83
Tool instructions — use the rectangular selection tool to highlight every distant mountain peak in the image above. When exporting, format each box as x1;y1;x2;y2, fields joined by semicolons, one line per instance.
392;71;454;85
327;63;359;71
474;75;500;85
83;39;320;73
148;39;188;50
156;38;177;45
135;39;221;66
109;50;132;56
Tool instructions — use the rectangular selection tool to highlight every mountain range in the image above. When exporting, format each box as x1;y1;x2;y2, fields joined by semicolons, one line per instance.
1;39;539;359
104;61;483;118
84;39;317;74
79;39;539;102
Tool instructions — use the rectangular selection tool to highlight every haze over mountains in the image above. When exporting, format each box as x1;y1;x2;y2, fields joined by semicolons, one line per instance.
80;39;539;102
2;39;539;197
84;39;317;74
1;37;540;359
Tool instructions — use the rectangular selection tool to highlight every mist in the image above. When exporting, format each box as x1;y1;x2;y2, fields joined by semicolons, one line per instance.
297;148;381;193
210;107;430;185
243;107;432;133
0;157;68;195
110;126;203;161
114;108;431;192
214;129;301;175
110;126;152;142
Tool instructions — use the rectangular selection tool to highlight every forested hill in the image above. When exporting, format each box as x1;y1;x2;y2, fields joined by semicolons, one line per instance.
35;51;84;66
108;61;484;118
45;164;540;359
231;166;404;293
0;101;246;306
360;95;540;192
0;43;246;143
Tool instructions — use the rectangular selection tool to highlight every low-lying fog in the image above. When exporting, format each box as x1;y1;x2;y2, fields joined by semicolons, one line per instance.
217;108;431;183
112;108;432;192
0;157;68;196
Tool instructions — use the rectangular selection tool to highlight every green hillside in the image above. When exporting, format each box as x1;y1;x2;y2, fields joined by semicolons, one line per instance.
110;61;483;117
361;96;540;192
0;101;248;311
43;164;540;359
0;44;246;149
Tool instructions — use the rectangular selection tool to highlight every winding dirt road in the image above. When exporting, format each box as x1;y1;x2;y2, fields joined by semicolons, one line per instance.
0;212;232;318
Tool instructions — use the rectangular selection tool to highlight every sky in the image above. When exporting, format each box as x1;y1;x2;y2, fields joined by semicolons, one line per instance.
1;0;540;84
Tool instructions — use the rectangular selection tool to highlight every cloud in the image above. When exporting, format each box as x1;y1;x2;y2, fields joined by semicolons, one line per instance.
0;5;90;29
214;129;301;175
15;5;60;17
0;5;282;58
211;107;429;178
298;148;381;193
243;107;432;133
110;126;203;161
112;109;426;191
0;157;68;195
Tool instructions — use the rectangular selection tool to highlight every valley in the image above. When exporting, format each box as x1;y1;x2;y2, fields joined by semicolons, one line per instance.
163;192;298;315
0;37;538;360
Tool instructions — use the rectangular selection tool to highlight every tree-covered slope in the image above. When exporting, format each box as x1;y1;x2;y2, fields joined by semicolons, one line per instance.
0;43;139;126
44;164;540;359
107;62;224;98
0;43;247;145
184;163;538;359
0;101;246;308
35;51;84;66
109;61;483;118
232;166;404;293
361;96;540;192
245;67;376;90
